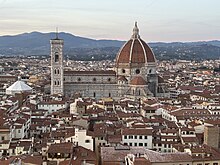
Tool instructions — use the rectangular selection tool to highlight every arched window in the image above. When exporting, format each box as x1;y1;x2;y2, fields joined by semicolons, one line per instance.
54;69;57;74
57;69;59;74
55;52;59;62
54;81;56;85
57;81;59;85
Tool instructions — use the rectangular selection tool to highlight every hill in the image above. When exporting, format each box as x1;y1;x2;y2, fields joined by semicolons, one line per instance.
0;32;219;60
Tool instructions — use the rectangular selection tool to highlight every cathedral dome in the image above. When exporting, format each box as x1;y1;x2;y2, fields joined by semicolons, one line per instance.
116;22;156;66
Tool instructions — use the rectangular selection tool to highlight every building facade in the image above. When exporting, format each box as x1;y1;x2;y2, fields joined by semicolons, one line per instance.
51;23;166;99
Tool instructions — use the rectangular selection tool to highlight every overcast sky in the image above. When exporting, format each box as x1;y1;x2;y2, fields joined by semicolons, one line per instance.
0;0;219;42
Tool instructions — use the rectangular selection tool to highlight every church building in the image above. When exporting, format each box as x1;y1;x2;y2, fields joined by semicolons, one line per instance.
50;22;167;99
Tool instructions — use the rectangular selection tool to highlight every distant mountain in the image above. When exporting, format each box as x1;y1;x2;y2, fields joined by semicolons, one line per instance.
0;31;220;60
152;43;220;61
0;32;124;55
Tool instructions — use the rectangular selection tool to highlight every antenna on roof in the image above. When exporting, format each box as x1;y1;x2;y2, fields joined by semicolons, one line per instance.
56;27;59;39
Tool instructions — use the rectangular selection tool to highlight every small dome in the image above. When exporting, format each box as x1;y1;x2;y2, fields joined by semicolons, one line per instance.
116;22;156;66
118;76;127;81
158;76;165;83
6;80;32;95
130;76;147;86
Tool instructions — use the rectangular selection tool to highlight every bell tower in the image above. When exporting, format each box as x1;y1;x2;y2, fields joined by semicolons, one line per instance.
50;31;64;95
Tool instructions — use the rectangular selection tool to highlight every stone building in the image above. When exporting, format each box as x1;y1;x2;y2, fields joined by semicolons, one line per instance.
204;126;220;150
50;22;167;99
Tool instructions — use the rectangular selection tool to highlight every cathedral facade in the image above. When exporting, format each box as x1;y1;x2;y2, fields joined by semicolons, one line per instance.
50;23;166;99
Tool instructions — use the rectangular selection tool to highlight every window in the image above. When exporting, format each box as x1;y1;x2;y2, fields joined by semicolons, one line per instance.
85;140;90;143
122;69;125;73
57;69;59;74
108;78;111;82
139;136;142;139
18;130;21;133
109;93;111;97
129;135;133;139
144;136;148;139
55;52;59;62
54;81;56;85
129;143;132;146
149;69;152;74
139;143;143;146
134;135;137;139
134;143;137;146
93;78;96;82
124;135;127;139
54;69;57;74
77;78;81;82
135;69;140;74
93;92;96;97
144;143;147;147
2;136;4;141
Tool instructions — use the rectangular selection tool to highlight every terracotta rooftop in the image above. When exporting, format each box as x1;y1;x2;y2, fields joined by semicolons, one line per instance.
47;142;73;154
101;147;192;163
59;146;97;165
122;128;152;135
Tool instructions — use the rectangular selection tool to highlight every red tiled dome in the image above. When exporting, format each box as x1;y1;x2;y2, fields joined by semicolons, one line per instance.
118;75;128;81
130;76;147;86
116;22;156;65
158;76;165;83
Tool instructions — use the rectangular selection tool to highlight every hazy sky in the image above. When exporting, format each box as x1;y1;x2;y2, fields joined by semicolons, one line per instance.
0;0;219;42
